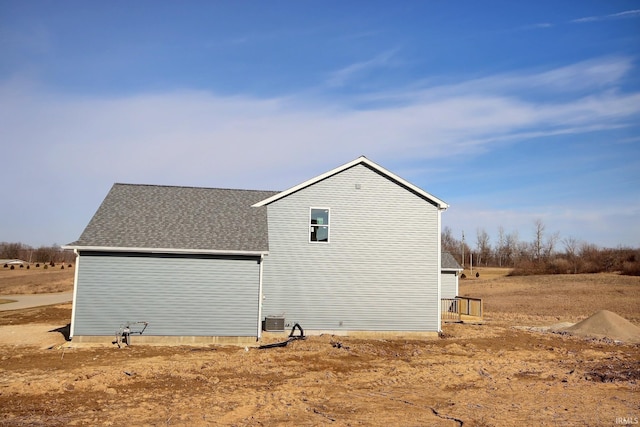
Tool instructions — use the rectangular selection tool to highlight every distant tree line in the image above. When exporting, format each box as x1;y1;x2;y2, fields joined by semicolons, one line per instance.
442;219;640;276
0;242;76;265
4;225;639;276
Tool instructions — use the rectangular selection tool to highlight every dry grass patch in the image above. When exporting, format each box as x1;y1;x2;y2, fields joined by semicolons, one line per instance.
460;272;640;324
0;267;74;295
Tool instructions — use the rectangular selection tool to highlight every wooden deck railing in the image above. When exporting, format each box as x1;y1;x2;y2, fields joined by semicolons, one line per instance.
441;298;461;321
441;297;483;322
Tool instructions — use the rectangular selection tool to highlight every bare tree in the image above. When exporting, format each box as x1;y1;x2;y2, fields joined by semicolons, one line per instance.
476;228;491;266
504;231;519;266
515;241;530;265
33;245;62;264
496;226;506;267
441;226;458;256
441;227;468;265
493;227;519;267
533;219;545;260
0;242;23;259
579;242;601;273
544;231;560;258
563;236;581;273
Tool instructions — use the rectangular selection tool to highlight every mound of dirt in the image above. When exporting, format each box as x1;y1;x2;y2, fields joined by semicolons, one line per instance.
562;310;640;343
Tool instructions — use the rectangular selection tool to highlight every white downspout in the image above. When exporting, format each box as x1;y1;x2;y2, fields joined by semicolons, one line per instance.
69;249;80;339
257;254;264;340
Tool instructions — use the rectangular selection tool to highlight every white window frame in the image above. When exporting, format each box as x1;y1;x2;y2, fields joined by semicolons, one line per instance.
309;207;330;244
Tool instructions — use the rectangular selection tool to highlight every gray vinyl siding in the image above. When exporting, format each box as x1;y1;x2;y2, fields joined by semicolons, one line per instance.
73;252;260;337
441;271;459;299
262;163;440;332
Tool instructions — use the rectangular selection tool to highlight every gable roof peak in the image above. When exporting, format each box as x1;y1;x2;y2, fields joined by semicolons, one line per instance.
253;156;448;209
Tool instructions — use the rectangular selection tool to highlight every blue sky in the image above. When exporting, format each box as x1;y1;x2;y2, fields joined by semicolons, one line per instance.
1;1;639;249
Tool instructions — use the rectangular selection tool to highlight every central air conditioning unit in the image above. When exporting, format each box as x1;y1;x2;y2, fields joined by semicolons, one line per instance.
263;316;285;332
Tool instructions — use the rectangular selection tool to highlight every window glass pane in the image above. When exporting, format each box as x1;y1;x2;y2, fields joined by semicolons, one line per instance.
311;209;329;225
311;226;329;242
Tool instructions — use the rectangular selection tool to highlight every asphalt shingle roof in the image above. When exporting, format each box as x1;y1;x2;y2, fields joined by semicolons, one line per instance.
69;184;278;252
441;252;463;270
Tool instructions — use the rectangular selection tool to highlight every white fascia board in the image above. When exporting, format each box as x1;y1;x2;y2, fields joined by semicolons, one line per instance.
252;156;449;209
252;156;366;207
60;245;268;257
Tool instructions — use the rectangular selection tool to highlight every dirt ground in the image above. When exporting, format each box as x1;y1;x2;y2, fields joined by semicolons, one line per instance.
1;268;639;426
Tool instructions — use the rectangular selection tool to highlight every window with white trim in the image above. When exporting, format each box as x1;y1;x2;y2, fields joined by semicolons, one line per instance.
310;208;330;243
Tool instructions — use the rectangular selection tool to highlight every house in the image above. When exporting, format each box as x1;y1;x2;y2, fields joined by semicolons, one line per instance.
440;253;484;323
1;259;27;267
64;156;450;344
441;252;464;299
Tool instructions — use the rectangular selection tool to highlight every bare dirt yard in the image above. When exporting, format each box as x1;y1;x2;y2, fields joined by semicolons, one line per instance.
1;268;639;426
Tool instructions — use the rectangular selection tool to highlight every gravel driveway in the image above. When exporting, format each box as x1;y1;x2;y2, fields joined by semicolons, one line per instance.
0;292;73;311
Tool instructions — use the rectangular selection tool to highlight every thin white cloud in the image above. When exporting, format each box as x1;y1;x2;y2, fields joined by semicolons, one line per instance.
520;23;553;30
571;9;640;23
326;49;399;88
1;57;639;246
354;57;634;112
452;57;631;96
1;56;638;189
611;9;640;18
526;58;633;90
